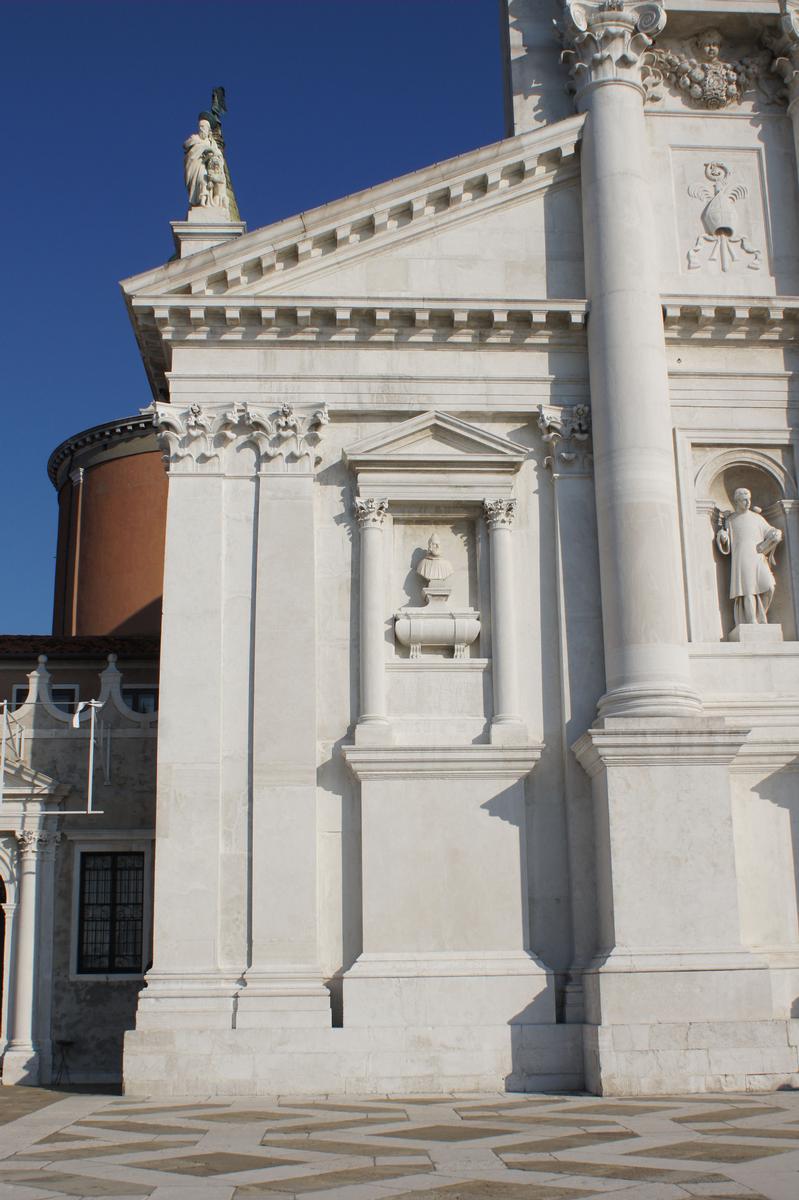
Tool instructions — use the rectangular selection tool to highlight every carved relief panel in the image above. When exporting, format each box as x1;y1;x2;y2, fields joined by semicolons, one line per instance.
671;149;769;286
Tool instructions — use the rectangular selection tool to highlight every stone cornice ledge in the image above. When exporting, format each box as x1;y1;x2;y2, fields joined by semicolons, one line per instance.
573;721;750;775
663;296;799;341
342;744;542;780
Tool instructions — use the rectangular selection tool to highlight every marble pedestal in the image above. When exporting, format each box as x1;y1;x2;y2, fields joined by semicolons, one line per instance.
341;746;555;1032
574;719;799;1093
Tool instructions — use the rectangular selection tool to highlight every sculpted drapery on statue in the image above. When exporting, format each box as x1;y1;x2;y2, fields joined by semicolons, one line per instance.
183;88;240;219
716;489;782;628
417;534;453;583
184;118;228;211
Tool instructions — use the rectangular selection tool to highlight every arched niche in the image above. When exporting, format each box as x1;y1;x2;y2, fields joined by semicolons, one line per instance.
695;449;798;640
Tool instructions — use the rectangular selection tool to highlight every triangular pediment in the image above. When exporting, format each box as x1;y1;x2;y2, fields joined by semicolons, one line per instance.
122;115;584;304
345;411;527;471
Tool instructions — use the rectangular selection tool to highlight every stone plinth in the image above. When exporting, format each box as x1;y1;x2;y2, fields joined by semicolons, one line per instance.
729;623;784;644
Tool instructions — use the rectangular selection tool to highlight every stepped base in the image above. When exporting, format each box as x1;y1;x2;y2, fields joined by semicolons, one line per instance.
123;1023;582;1096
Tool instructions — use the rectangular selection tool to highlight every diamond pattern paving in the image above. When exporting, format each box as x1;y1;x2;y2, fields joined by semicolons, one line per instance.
0;1089;796;1198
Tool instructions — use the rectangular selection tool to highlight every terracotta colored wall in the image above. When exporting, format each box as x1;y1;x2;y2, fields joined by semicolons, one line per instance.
52;453;167;636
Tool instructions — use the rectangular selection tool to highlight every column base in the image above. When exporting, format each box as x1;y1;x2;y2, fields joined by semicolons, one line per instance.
3;1043;40;1086
597;682;703;720
134;970;242;1031
490;719;529;747
354;719;394;747
236;970;331;1028
343;951;555;1027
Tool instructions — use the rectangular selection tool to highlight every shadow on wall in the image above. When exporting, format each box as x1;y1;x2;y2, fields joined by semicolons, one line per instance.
481;787;565;1091
751;759;799;1023
108;597;163;637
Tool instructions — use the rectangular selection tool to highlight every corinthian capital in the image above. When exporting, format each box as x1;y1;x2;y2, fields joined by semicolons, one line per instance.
768;2;799;108
560;1;666;101
354;496;389;530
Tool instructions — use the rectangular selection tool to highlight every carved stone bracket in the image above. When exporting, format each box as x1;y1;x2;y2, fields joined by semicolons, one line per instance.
483;499;517;532
353;497;389;529
537;404;592;472
153;401;328;474
559;1;666;103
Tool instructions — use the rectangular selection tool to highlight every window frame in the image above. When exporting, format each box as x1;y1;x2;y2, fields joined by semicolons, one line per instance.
119;684;159;714
11;682;80;713
69;838;153;982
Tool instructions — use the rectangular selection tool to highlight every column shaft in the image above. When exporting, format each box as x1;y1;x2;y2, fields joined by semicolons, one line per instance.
484;500;526;745
570;5;700;718
355;498;390;743
3;834;46;1085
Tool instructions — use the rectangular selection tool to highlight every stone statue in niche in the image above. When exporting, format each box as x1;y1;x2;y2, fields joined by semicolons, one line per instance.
183;118;229;211
715;488;782;634
395;532;480;660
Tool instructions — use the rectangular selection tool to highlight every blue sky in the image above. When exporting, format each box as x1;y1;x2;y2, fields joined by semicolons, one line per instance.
4;0;505;633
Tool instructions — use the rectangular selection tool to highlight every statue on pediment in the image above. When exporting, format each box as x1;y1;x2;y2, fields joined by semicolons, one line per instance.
184;118;225;208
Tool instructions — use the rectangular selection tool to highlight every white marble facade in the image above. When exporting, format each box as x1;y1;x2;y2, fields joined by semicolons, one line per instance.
120;1;799;1095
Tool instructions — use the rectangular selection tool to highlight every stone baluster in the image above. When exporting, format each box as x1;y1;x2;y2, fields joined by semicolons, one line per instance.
3;831;55;1085
483;499;526;744
354;497;390;743
561;0;700;718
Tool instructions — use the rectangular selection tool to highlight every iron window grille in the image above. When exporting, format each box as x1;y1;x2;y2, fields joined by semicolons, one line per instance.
77;852;145;974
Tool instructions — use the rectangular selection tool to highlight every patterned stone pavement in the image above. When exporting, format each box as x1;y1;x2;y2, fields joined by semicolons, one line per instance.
0;1090;796;1200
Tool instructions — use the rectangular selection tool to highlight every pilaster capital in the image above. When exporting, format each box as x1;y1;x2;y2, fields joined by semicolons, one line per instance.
768;2;799;108
537;403;592;472
483;498;517;532
354;497;389;530
153;401;329;475
16;830;61;860
559;1;666;102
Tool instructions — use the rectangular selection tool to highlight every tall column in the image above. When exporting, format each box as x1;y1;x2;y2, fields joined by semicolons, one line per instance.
562;1;700;718
3;831;53;1086
484;499;526;745
354;497;390;745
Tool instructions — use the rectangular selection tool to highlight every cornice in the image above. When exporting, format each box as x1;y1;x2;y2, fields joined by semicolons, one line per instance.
662;295;799;341
47;414;156;489
131;297;590;396
342;744;543;780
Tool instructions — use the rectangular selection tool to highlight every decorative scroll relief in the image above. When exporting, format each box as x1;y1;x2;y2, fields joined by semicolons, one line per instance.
537;403;592;472
558;1;666;99
644;29;775;109
715;487;783;636
687;163;762;274
153;401;328;473
394;532;481;660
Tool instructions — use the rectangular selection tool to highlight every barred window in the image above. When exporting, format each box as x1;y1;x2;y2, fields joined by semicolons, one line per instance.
77;852;144;974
